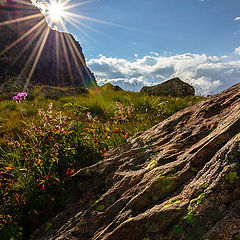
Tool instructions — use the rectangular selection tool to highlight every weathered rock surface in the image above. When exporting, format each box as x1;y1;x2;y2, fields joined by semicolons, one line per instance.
141;77;195;97
0;0;96;90
33;83;240;240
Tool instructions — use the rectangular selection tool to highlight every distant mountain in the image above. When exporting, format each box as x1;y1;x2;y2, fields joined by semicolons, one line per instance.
101;82;124;91
140;77;195;97
0;0;96;91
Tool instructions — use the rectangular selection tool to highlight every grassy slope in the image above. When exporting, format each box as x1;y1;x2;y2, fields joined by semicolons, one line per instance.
0;89;203;146
0;89;204;239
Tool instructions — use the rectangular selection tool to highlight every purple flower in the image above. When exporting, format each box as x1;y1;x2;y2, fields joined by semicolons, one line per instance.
13;92;27;102
17;92;28;99
13;95;21;101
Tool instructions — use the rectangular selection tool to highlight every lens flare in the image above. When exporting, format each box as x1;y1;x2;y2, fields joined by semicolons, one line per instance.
48;2;64;22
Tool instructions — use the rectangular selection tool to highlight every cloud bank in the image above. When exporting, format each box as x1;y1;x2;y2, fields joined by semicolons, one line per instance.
87;53;240;95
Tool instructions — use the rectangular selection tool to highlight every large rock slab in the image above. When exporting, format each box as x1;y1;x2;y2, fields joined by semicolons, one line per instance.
33;83;240;240
141;77;195;97
0;0;96;89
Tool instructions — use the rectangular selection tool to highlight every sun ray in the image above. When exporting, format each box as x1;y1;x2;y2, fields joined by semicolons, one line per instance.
14;23;46;64
24;27;51;90
1;0;137;89
66;15;104;36
21;26;47;73
55;31;60;82
64;18;101;47
0;18;46;57
59;32;74;83
20;26;49;89
0;13;43;26
12;0;36;7
64;12;139;31
62;0;94;11
65;33;93;81
59;20;87;81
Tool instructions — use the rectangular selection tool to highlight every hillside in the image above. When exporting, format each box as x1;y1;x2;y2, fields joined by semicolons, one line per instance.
32;83;240;240
0;0;95;89
0;89;203;239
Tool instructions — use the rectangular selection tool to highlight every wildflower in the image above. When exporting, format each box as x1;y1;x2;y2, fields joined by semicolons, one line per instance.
55;125;61;131
87;112;93;121
40;185;46;191
13;92;27;103
17;92;27;99
66;168;75;176
44;175;49;180
13;95;21;103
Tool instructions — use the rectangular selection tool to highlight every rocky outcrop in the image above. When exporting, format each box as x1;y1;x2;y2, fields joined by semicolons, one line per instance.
101;83;124;91
141;77;195;97
32;83;240;240
0;0;96;90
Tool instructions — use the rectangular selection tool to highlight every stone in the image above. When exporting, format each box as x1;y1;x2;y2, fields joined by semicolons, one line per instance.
32;83;240;240
140;77;195;97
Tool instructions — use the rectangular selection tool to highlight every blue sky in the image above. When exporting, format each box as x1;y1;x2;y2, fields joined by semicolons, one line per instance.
39;0;240;94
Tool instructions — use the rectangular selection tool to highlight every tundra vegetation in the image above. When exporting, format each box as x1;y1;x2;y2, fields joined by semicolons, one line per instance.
0;87;203;239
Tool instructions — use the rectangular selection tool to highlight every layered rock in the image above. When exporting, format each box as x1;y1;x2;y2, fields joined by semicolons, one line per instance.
141;77;195;97
0;0;96;91
33;83;240;240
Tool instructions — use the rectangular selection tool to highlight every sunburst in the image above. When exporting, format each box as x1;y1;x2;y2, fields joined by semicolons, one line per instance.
0;0;135;90
48;1;64;22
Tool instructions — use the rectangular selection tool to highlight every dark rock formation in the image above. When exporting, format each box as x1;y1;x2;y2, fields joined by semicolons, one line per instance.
32;83;240;240
0;0;96;91
141;77;195;97
36;86;88;99
101;83;124;91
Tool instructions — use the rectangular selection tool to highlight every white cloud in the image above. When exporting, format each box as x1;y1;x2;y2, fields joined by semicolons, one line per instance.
150;51;159;56
87;53;240;95
234;17;240;21
235;46;240;55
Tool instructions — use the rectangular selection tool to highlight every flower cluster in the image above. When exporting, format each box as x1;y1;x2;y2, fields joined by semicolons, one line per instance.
13;92;28;103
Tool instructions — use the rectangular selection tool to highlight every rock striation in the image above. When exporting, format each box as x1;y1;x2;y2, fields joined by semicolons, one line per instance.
33;83;240;240
141;77;195;97
0;0;96;91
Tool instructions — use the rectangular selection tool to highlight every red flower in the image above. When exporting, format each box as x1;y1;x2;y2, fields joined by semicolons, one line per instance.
44;175;49;180
40;185;46;191
66;168;75;176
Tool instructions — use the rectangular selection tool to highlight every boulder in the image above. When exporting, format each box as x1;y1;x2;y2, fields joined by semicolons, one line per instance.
141;77;195;97
32;83;240;240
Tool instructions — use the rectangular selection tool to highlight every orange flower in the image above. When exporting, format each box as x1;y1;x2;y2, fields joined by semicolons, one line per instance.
66;168;75;176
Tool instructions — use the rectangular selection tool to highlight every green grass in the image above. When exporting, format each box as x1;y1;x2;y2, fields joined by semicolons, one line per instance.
0;88;204;239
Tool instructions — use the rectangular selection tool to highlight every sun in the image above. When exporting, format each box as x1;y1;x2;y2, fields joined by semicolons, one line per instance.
48;1;64;22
